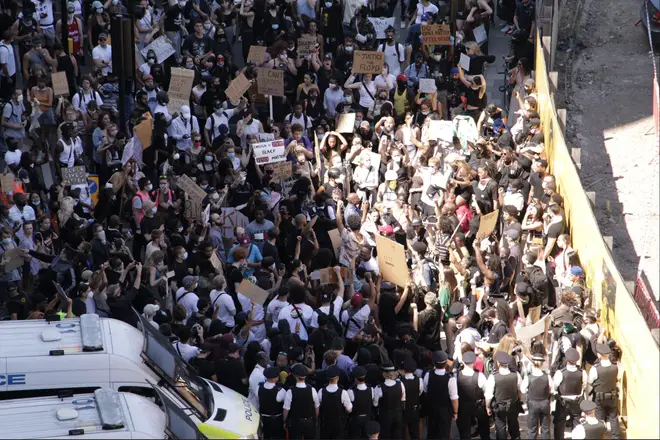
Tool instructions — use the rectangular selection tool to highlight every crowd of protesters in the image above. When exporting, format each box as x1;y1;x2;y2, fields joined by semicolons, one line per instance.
0;0;625;438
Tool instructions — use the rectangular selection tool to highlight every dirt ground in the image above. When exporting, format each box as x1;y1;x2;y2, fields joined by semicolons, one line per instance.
554;0;660;298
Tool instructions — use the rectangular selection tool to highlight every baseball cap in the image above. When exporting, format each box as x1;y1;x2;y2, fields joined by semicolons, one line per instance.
143;75;154;81
570;266;585;277
180;105;191;119
240;235;251;245
350;293;363;308
378;224;394;236
396;74;408;82
182;275;199;289
227;342;241;353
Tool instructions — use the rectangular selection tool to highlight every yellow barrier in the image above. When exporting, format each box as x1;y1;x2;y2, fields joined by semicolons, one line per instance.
534;35;659;439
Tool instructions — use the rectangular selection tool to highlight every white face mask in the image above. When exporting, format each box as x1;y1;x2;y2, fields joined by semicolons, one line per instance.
16;94;23;103
173;153;180;160
183;251;189;260
433;54;442;61
279;54;288;60
146;184;153;191
98;230;106;243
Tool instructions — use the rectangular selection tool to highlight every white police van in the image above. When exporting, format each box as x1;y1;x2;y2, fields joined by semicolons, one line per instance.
0;314;259;439
0;386;204;439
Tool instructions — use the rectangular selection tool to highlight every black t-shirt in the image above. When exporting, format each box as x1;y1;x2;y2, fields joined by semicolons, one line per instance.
544;218;565;255
164;5;185;32
215;357;248;395
7;293;29;320
140;215;164;238
515;1;535;32
472;179;499;213
529;171;545;201
182;34;213;58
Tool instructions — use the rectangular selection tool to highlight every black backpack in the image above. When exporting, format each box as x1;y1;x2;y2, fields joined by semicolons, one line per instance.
524;265;550;305
316;302;343;336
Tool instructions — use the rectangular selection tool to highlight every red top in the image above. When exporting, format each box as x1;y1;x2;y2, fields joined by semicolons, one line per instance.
68;19;82;55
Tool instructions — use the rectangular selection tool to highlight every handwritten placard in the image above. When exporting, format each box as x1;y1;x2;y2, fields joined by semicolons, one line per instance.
477;208;500;237
135;113;153;149
336;113;356;133
419;78;437;94
368;17;395;39
52;72;69;97
225;73;251;103
0;173;15;193
253;139;286;164
272;161;292;180
297;36;316;56
258;132;275;142
375;234;408;287
421;24;451;46
140;35;175;63
247;45;267;65
319;267;354;285
167;67;195;115
328;228;340;259
257;67;284;97
237;279;270;305
473;24;488;45
352;51;384;74
177;174;206;202
61;166;87;186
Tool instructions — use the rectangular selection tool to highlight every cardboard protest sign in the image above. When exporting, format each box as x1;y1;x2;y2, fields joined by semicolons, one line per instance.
253;139;286;164
0;173;14;193
453;115;479;152
247;45;267;64
257;67;284;97
429;120;455;143
328;228;341;259
376;234;408;287
272;161;292;180
368;17;395;39
210;251;224;275
219;207;249;238
237;279;270;305
352;51;384;74
140;35;175;63
52;72;69;97
336;113;356;133
459;53;471;72
3;248;24;273
167;68;195;115
419;78;437;94
421;24;451;46
177;175;206;220
225;73;251;102
517;314;550;340
135;112;153;149
319;267;354;285
62;166;87;186
473;24;488;45
258;132;275;142
297;36;317;56
477;209;499;237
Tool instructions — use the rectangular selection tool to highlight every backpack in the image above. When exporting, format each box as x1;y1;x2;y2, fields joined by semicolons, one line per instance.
524;265;550;305
378;42;402;64
317;302;343;336
425;258;440;289
287;113;309;131
581;326;600;366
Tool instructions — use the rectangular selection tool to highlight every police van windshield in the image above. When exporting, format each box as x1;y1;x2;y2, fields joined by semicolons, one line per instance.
138;315;214;420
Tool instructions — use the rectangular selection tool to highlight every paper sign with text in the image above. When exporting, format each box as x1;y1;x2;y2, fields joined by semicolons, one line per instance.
257;68;285;97
52;72;69;97
237;279;270;305
319;267;354;285
477;209;500;237
135;113;153;149
336;113;356;133
429;120;455;143
352;51;384;74
473;25;488;45
140;36;175;63
421;24;451;46
419;78;437;94
297;36;317;56
225;73;251;102
62;166;87;186
376;234;408;287
247;45;267;65
177;174;207;202
0;173;14;193
281;178;296;197
459;53;471;72
368;17;395;39
253;139;286;164
258;132;275;142
272;160;292;180
168;68;195;115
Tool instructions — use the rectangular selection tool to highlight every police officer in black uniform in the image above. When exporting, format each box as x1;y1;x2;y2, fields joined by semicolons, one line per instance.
570;400;609;440
552;347;586;440
587;344;620;439
259;366;286;440
373;361;405;440
365;420;381;439
319;365;352;439
456;351;489;440
423;350;459;440
347;366;373;439
486;351;522;440
283;364;319;440
399;358;422;440
521;353;553;439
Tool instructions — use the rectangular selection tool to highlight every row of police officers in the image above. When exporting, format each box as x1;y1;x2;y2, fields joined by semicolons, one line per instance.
257;343;620;439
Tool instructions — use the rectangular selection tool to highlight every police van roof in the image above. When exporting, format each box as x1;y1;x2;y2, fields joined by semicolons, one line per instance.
0;389;165;439
0;315;139;358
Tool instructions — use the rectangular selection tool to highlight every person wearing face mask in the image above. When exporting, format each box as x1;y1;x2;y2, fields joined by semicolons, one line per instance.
263;0;285;46
377;28;405;77
1;88;27;142
132;177;155;233
55;3;83;58
238;0;256;61
402;52;430;90
335;35;356;72
90;223;111;269
369;91;393;122
138;49;159;81
183;19;214;64
168;105;199;151
153;90;173;122
87;1;110;50
139;76;162;113
323;76;344;119
11;6;39;57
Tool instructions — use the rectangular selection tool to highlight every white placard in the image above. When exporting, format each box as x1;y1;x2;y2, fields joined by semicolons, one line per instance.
473;24;488;45
368;17;396;40
419;78;437;94
459;52;471;72
253;139;286;164
429;120;455;143
140;36;175;63
281;178;296;196
257;132;275;142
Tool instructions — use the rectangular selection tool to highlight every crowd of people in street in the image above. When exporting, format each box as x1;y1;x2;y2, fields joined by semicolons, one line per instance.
0;0;626;438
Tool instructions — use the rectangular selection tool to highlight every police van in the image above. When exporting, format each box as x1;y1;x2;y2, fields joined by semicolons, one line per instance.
0;386;205;439
0;314;259;439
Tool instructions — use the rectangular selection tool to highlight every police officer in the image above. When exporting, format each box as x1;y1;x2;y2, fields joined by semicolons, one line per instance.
423;350;458;440
259;366;286;440
399;358;422;440
319;365;353;439
365;420;381;439
570;400;609;440
552;347;586;440
373;361;405;440
587;344;620;439
456;351;489;440
520;353;553;439
486;351;522;440
283;364;319;440
347;366;373;439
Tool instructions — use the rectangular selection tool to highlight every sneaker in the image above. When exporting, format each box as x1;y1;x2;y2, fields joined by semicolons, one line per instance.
501;24;512;33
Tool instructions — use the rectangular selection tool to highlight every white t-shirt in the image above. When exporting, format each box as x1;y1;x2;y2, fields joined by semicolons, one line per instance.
72;89;103;113
267;298;289;328
341;304;370;339
210;289;237;327
32;0;54;26
8;205;36;225
378;43;405;77
310;296;344;328
415;2;439;24
4;150;22;167
175;288;199;321
92;45;113;76
0;42;16;77
173;341;200;361
278;303;314;341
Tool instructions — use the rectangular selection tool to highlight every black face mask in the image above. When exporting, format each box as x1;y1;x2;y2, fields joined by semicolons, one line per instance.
397;81;406;88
